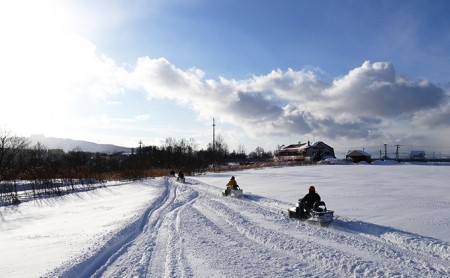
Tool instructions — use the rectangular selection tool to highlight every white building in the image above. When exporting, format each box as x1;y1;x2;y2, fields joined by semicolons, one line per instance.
409;151;426;160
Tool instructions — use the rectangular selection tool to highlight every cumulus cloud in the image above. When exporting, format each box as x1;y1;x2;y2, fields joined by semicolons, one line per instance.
323;61;445;118
412;102;450;128
248;68;328;101
124;58;448;141
131;57;205;100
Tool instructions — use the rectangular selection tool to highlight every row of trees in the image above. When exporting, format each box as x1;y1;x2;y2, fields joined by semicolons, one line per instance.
0;129;273;204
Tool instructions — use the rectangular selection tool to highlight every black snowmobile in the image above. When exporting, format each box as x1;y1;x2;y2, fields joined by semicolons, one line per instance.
176;172;185;183
288;199;334;226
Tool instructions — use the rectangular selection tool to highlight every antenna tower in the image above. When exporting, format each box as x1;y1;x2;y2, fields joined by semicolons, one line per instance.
212;118;216;172
395;145;400;161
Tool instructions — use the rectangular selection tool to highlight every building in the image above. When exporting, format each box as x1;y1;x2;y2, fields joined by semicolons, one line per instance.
409;151;426;160
274;143;306;162
275;141;335;162
345;150;372;163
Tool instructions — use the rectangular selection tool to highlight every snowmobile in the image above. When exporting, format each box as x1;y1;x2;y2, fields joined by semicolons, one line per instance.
176;176;185;183
288;199;334;226
222;186;244;198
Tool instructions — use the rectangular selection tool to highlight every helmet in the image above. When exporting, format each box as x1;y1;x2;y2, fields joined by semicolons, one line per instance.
231;176;235;179
309;186;315;192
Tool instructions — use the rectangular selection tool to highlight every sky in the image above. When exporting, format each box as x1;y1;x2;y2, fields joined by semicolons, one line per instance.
1;0;450;156
1;165;450;277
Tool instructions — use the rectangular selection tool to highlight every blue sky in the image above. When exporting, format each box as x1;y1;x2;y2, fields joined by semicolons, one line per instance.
1;0;449;156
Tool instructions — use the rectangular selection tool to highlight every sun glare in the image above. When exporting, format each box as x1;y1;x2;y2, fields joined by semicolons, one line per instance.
0;1;92;136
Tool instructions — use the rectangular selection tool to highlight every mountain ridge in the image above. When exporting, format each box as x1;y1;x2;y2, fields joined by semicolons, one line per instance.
28;134;132;153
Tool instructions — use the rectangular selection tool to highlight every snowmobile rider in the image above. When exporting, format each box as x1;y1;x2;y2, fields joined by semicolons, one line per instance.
224;176;238;195
227;176;238;189
178;171;185;181
297;186;321;218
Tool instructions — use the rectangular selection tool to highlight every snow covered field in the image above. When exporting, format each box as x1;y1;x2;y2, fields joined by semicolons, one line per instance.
1;164;449;277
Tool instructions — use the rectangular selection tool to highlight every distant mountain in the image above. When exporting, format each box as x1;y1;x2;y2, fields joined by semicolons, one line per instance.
28;135;132;153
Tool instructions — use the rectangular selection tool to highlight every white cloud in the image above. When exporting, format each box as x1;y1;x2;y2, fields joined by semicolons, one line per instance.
249;68;328;102
412;103;450;128
135;114;151;121
131;57;205;102
323;61;445;119
70;54;450;143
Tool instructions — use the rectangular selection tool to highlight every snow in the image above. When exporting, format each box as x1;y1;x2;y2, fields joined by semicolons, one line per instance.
1;164;449;277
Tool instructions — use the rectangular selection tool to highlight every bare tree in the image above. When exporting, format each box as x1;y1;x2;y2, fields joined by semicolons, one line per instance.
255;146;265;158
207;134;229;165
0;129;28;203
0;129;29;181
238;144;246;155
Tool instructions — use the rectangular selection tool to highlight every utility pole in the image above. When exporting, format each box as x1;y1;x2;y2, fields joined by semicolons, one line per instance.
383;143;388;160
395;144;400;162
212;118;216;172
138;140;144;171
138;140;143;154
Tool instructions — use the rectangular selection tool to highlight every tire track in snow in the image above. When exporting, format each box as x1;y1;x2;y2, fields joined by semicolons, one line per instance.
189;178;450;277
149;183;198;277
195;179;450;276
190;201;320;277
195;195;380;277
98;178;199;278
93;177;178;278
185;179;372;277
46;178;174;278
332;217;450;262
235;194;449;277
259;202;449;276
167;199;310;277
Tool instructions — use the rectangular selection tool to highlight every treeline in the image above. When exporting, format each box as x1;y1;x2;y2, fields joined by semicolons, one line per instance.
0;130;273;204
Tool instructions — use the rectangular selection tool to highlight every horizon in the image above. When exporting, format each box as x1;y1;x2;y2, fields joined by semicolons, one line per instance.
1;1;449;155
25;134;450;159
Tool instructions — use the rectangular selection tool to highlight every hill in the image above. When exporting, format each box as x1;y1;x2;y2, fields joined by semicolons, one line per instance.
28;134;131;153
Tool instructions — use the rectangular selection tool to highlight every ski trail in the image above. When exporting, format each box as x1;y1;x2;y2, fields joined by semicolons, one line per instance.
97;178;199;278
146;182;199;277
44;178;172;278
161;197;194;277
93;177;178;278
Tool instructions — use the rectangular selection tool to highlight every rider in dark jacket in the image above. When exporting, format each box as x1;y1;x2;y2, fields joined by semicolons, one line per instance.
177;171;185;182
297;186;321;218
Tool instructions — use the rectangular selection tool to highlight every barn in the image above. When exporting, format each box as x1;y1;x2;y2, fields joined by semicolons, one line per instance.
345;150;372;163
275;141;335;162
274;143;306;161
